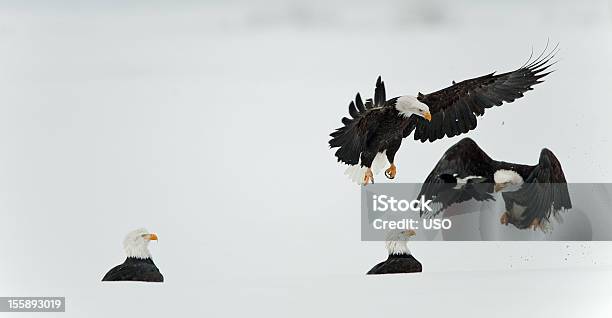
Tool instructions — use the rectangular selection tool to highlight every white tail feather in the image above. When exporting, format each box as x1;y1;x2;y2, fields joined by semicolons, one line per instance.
344;151;389;185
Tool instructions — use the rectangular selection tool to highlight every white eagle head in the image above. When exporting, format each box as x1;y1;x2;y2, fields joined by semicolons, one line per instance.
395;96;432;121
493;169;524;192
385;229;416;255
123;228;158;259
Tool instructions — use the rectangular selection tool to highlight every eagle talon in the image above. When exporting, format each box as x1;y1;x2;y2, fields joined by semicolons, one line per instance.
529;218;541;231
363;168;374;185
500;212;510;226
385;164;397;179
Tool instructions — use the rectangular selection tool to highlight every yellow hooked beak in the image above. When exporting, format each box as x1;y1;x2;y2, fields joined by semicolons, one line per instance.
494;183;504;192
423;111;432;122
404;229;416;237
145;233;158;241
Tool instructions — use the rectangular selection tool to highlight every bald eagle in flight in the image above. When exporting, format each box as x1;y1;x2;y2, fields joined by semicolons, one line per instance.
367;229;422;275
102;228;164;282
329;45;557;185
418;138;572;231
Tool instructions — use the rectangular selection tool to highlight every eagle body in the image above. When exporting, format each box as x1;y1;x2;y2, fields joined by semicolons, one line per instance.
367;254;422;275
102;257;164;282
368;230;421;275
499;148;571;229
419;138;572;230
357;107;406;167
330;45;558;185
329;85;420;167
102;228;164;283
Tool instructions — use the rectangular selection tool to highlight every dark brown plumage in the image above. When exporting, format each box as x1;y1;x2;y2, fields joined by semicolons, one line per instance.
102;257;164;282
330;44;558;184
408;49;556;142
418;137;572;230
501;148;572;229
367;254;423;275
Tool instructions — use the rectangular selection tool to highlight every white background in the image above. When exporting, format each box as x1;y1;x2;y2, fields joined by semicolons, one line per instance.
0;0;611;316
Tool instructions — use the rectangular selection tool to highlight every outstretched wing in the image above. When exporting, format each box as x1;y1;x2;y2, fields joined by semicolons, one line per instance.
406;44;558;142
503;148;572;229
329;76;390;165
421;138;496;183
418;138;496;216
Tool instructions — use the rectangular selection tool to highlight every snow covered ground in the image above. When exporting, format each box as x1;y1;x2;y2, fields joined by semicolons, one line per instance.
0;0;611;316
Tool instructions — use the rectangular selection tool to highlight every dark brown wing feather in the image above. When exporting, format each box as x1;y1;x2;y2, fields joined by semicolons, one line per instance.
406;45;558;142
329;76;390;165
502;148;572;229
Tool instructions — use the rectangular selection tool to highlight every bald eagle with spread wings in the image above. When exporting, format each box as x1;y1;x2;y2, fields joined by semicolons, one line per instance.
418;137;572;231
329;45;558;185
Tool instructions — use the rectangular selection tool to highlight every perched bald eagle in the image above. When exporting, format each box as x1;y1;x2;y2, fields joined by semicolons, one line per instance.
329;45;557;185
419;138;572;231
102;228;164;282
367;229;422;275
